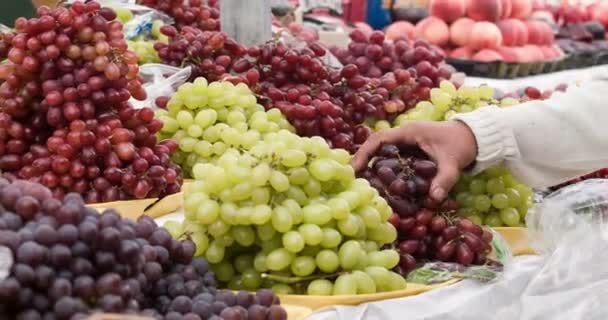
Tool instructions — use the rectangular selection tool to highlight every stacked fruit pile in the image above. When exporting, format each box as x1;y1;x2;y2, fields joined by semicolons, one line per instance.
154;26;454;153
0;179;287;319
407;0;564;63
0;3;182;202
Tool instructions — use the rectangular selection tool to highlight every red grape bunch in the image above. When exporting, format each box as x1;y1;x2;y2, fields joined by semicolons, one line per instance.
331;30;453;102
137;0;220;32
0;179;287;320
359;144;494;275
0;2;182;202
154;26;248;83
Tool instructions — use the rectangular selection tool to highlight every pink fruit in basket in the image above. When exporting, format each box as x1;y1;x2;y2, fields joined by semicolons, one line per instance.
590;3;608;28
429;0;466;23
500;0;512;19
415;17;450;46
472;49;503;62
449;46;473;59
497;19;528;46
510;0;532;19
385;21;416;40
450;18;475;47
539;45;563;60
518;45;544;62
469;22;503;50
496;46;520;62
466;0;503;22
526;20;554;45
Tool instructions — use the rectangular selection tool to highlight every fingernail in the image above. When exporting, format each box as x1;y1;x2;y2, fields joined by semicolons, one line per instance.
432;188;445;201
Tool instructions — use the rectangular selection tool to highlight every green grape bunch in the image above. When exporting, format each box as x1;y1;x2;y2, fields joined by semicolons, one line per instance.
112;7;168;64
156;78;294;178
373;81;533;227
164;128;406;295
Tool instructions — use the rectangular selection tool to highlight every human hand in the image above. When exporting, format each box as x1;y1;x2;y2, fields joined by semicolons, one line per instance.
352;121;478;202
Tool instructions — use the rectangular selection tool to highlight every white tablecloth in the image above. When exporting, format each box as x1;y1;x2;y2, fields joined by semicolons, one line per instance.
464;65;608;93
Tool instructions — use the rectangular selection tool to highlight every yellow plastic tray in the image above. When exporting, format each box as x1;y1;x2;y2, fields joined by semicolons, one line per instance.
87;198;158;220
143;180;193;218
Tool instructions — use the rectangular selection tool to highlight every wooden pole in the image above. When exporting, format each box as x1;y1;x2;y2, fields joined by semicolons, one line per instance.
220;0;272;47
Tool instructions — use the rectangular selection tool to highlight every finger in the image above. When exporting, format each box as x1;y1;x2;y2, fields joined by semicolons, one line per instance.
429;160;460;202
351;127;417;171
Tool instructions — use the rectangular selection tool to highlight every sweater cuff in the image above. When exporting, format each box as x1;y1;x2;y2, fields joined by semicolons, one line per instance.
451;106;519;174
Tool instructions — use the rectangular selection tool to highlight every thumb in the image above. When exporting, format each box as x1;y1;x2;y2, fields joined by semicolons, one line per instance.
429;160;460;202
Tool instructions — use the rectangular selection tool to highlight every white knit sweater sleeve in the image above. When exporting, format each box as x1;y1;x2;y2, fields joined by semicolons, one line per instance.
452;80;608;189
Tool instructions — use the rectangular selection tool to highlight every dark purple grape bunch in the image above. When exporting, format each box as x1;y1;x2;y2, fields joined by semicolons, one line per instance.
360;143;439;217
0;179;287;320
358;144;493;275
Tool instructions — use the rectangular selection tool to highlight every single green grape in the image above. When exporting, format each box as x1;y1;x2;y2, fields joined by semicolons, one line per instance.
307;279;333;295
316;249;340;273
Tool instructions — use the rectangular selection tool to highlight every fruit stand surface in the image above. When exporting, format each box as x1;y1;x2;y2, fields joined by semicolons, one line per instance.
464;64;608;92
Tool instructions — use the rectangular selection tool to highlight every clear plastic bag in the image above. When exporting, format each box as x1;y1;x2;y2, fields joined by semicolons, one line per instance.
526;179;608;255
130;64;192;109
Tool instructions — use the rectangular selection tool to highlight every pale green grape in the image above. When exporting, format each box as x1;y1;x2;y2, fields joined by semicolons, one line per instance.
234;255;254;273
309;159;335;181
271;206;293;233
250;204;272;225
505;188;522;206
285;186;309;206
205;241;225;263
298;224;323;246
352;270;377;294
282;231;305;253
484;213;503;227
307;279;333;295
269;170;290;192
367;250;399;269
339;240;363;270
364;266;392;292
197;199;220;224
500;208;520;226
281;150;307;167
253;252;269;272
232;226;255;246
213;261;234;282
163;220;182;239
303;179;322;198
255;223;276;241
290;256;316;276
288;167;310;185
315;250;339;273
220;202;239;225
357;206;381;229
474;195;492;212
467;215;483;225
333;274;358;295
470;179;486;195
266;248;294;271
241;269;262;290
386;271;407;291
302;203;332;225
252;188;271;205
486;178;506;194
208;219;230;237
271;284;294;294
367;222;397;244
192;233;209;256
320;228;342;248
283;199;304;225
490;191;509;209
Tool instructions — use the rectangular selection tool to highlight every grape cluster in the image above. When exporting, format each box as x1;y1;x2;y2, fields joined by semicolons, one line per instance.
452;167;533;227
359;144;493;275
154;26;247;82
124;13;169;65
0;3;182;202
0;179;287;320
155;78;293;178
154;25;451;152
166;129;406;295
331;30;452;87
502;83;568;102
137;0;220;32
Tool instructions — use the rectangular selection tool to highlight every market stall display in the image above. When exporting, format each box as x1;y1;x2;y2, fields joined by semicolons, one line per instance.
0;0;604;319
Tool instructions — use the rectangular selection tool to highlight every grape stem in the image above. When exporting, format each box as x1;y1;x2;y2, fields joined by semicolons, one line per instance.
261;271;345;284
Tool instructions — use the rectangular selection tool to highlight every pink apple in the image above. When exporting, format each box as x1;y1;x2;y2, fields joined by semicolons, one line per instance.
385;21;416;40
449;46;474;59
472;49;503;62
500;0;512;19
466;0;503;22
415;17;450;46
526;20;554;45
469;21;503;49
497;19;528;46
430;0;467;23
510;0;532;19
496;46;520;62
518;45;544;62
450;18;476;47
